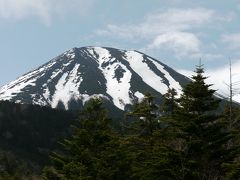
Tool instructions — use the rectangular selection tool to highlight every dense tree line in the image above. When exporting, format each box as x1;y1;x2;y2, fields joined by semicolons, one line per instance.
0;101;77;178
42;65;240;179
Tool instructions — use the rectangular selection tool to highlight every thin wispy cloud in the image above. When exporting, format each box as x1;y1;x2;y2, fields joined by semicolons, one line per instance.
222;33;240;50
148;32;201;57
97;8;214;38
96;8;226;58
0;0;94;25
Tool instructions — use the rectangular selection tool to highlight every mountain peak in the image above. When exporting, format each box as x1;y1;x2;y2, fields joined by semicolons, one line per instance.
0;46;189;111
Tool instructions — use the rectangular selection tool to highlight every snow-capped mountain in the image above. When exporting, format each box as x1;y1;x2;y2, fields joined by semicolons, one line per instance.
0;47;189;111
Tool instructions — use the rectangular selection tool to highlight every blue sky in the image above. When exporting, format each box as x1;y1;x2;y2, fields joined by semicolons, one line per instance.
0;0;240;95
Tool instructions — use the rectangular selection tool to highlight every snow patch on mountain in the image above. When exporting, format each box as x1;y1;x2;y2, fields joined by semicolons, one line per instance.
134;91;144;99
52;64;81;109
149;57;182;96
0;73;36;100
0;46;191;111
0;79;35;100
125;51;169;94
0;60;57;100
91;47;132;110
49;69;61;82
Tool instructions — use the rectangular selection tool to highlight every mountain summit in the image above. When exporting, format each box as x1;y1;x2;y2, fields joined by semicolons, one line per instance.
0;46;189;111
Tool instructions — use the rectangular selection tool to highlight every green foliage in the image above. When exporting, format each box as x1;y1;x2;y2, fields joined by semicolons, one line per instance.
221;105;240;178
162;64;240;179
0;101;77;178
179;65;220;115
162;88;179;115
43;66;240;179
0;101;76;166
126;92;159;136
44;98;131;179
123;93;182;179
0;150;37;179
0;65;237;179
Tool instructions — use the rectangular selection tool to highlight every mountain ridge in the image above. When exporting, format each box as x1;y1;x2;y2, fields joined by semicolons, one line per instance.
0;46;190;111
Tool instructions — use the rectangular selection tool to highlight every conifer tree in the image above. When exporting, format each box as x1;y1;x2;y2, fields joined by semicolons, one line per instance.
221;106;240;178
126;92;159;136
43;98;130;180
169;64;239;179
179;65;219;115
125;93;181;179
162;88;178;115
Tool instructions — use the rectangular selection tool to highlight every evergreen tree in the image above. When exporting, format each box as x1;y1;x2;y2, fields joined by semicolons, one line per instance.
43;98;130;180
221;105;240;178
126;92;159;136
41;66;240;179
179;65;219;115
167;64;239;179
162;88;178;115
124;93;181;179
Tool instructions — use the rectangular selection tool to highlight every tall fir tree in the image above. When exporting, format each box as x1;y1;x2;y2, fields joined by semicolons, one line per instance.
126;92;159;136
162;88;179;115
168;64;239;179
124;93;181;179
179;64;219;115
43;98;131;180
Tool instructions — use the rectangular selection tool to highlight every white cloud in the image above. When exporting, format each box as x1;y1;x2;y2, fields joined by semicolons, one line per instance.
97;8;214;39
222;33;240;50
144;8;214;31
96;8;217;57
0;0;94;25
0;0;49;23
148;32;201;56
